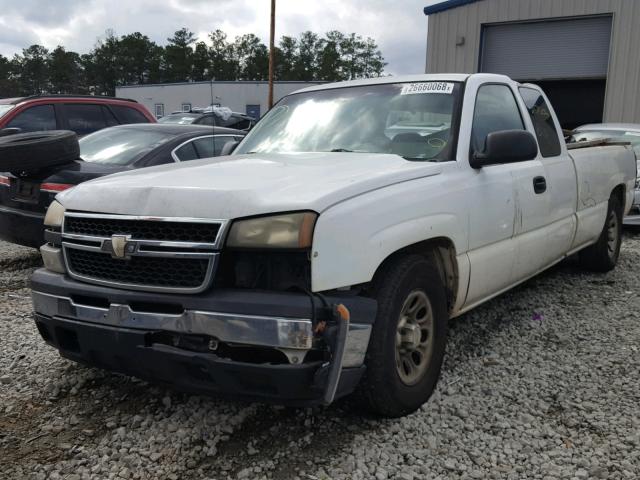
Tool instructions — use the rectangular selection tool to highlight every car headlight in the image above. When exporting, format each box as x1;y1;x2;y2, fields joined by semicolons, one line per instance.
41;201;66;273
226;212;317;249
44;200;66;228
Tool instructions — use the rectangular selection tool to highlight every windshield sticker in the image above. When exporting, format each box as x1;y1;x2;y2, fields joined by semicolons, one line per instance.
400;82;454;95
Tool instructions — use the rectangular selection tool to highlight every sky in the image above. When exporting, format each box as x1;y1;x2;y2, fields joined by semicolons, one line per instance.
0;0;442;75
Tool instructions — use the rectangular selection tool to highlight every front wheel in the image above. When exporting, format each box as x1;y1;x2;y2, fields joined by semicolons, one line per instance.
355;255;448;417
578;195;623;272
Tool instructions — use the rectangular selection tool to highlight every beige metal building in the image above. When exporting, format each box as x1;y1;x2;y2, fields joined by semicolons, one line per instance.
424;0;640;128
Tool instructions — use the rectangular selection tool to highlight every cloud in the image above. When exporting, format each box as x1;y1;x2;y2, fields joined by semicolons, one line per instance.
0;0;441;74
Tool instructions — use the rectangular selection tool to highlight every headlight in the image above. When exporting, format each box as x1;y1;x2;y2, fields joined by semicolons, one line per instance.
226;212;317;249
44;200;66;228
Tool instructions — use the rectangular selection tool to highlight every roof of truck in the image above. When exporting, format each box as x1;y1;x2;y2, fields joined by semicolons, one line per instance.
290;74;472;95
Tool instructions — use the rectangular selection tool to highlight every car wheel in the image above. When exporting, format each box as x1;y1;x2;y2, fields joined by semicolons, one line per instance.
578;194;623;272
355;254;448;417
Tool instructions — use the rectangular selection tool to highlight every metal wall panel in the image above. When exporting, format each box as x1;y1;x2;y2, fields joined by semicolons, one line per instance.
425;0;640;123
480;16;612;80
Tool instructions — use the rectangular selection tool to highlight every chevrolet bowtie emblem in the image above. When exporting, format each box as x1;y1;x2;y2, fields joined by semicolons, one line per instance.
102;234;134;259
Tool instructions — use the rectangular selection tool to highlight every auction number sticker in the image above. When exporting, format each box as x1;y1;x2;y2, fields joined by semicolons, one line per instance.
400;82;454;95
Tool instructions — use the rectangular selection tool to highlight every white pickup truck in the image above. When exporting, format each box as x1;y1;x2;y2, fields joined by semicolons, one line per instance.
32;74;636;417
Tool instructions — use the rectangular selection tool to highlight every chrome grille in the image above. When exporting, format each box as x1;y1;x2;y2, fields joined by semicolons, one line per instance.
61;212;225;293
64;216;221;243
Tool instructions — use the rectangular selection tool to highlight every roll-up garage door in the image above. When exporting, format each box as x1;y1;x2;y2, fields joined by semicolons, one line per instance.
480;16;612;81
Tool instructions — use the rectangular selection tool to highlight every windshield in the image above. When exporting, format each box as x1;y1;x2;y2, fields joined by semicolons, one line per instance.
569;129;640;155
0;104;15;119
79;127;176;165
158;114;197;125
235;81;462;161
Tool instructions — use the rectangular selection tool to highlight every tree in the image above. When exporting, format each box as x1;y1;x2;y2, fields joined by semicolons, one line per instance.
275;35;297;80
233;34;269;80
0;28;386;97
0;54;20;97
164;28;195;82
49;46;85;93
317;31;345;81
17;45;50;94
87;30;121;95
191;41;210;81
118;32;161;85
209;30;238;80
293;31;320;81
358;37;386;78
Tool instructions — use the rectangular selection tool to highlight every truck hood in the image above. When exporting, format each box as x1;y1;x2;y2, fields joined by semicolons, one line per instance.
57;152;443;219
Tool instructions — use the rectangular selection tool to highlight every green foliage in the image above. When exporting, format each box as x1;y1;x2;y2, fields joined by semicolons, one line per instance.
164;28;196;82
0;29;386;97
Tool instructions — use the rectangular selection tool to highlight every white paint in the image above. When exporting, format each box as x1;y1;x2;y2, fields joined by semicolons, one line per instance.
60;73;637;317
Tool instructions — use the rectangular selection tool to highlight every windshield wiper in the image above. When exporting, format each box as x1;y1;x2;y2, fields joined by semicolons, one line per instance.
329;148;354;152
402;156;436;162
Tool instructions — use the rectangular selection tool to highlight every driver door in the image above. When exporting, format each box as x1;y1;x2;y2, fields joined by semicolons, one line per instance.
463;84;526;308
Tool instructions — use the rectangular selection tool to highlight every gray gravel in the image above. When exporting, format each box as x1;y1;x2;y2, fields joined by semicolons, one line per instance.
1;233;639;480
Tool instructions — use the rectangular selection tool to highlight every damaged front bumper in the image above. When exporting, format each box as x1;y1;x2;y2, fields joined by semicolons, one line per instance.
30;269;376;405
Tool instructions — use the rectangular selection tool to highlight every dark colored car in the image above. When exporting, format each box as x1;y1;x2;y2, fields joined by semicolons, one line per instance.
0;95;156;137
159;109;256;131
0;124;245;247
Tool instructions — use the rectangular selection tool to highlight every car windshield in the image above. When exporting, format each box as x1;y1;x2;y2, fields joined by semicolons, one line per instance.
235;81;462;161
158;114;197;125
570;129;640;155
0;104;15;119
79;127;176;165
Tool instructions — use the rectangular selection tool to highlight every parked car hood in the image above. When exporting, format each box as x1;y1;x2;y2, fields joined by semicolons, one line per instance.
57;152;443;219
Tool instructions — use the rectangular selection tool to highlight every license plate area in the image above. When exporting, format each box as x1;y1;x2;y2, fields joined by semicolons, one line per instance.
10;178;40;203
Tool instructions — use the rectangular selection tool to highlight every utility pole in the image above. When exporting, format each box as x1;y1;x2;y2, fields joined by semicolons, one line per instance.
268;0;276;109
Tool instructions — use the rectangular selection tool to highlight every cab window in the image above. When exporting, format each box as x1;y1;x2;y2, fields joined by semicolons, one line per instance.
471;85;524;155
519;87;561;157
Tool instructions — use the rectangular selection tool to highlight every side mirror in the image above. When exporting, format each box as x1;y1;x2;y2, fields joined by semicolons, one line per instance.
219;140;239;156
470;130;538;169
0;128;21;137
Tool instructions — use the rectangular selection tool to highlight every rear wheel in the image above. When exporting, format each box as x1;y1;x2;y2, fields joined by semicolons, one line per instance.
578;194;623;272
355;255;448;417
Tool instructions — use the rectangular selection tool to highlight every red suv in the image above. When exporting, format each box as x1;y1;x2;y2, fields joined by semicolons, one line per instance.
0;95;156;136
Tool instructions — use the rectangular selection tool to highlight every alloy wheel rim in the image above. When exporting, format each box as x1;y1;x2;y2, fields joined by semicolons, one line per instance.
395;290;435;386
607;210;618;258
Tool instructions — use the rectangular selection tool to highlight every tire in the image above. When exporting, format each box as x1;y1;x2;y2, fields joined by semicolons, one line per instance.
578;194;623;272
355;254;449;417
0;130;79;173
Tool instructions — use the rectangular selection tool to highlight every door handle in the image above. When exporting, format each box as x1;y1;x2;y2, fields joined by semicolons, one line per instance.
533;176;547;194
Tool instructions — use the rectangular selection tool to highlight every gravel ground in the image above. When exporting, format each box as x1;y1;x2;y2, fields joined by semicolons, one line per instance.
1;233;639;480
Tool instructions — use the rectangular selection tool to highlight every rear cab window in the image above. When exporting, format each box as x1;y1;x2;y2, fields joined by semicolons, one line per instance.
519;87;561;157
